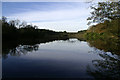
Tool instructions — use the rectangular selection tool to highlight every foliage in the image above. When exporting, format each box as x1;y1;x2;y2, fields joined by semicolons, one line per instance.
68;30;87;41
86;18;120;40
2;16;69;41
87;1;120;25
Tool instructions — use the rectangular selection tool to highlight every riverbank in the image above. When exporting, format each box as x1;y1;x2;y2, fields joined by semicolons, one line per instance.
68;18;120;55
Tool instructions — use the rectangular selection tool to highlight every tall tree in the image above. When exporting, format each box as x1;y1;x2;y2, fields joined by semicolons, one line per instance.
87;1;120;25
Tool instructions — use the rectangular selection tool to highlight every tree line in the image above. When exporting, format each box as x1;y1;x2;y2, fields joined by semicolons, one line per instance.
2;16;68;41
85;1;120;39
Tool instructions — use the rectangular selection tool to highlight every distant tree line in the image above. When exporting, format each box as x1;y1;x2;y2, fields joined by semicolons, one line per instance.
2;16;69;41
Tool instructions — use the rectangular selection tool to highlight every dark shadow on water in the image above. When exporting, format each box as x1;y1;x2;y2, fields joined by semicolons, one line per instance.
87;38;120;55
2;38;69;59
86;47;120;79
85;38;120;79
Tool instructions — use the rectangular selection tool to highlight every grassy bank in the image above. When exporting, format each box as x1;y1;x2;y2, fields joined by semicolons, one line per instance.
68;18;120;55
68;30;87;41
85;18;120;40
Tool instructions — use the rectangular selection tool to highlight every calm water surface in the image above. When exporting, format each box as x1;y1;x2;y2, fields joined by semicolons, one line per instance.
2;38;120;79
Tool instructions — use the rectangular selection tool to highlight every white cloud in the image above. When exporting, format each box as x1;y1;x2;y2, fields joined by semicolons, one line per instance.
8;8;90;22
3;0;117;2
7;2;91;32
32;20;89;32
2;0;95;2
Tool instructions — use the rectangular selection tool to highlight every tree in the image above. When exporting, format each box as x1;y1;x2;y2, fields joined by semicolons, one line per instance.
2;16;7;23
19;21;27;28
9;19;21;28
34;25;38;29
15;19;20;27
9;20;16;27
87;1;120;25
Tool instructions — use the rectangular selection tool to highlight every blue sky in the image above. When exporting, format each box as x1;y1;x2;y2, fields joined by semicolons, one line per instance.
2;2;92;32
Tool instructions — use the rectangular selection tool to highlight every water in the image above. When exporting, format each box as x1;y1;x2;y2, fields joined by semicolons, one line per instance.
2;38;120;79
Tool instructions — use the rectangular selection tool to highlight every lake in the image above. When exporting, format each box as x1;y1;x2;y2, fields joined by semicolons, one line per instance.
2;38;120;79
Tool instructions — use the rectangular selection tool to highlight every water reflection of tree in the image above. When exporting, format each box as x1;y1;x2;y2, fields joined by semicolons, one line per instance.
87;38;120;55
2;44;39;59
87;48;120;79
0;54;1;59
2;38;69;59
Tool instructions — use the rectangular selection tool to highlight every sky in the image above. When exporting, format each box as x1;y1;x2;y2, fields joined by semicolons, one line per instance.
2;2;92;32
